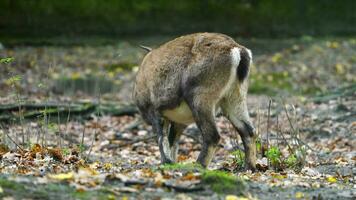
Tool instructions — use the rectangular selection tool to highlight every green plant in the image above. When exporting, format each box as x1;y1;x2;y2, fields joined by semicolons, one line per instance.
6;70;26;147
231;149;245;168
256;138;262;153
62;148;70;156
266;146;282;168
285;154;297;168
0;57;14;64
78;143;86;154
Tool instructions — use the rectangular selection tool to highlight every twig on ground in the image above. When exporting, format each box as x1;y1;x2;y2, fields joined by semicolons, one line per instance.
80;126;86;156
266;99;272;141
282;101;315;152
276;116;293;153
266;98;272;167
123;118;142;132
57;105;62;148
0;123;24;152
85;128;96;161
64;102;72;147
100;134;156;150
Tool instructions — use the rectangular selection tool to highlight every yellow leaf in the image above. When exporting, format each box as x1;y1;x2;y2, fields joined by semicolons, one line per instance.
70;72;81;80
108;72;115;78
103;163;113;170
122;196;128;200
267;75;273;82
295;192;304;199
0;186;3;193
335;63;345;74
107;194;116;200
225;195;238;200
49;172;74;180
225;195;248;200
326;41;340;49
271;53;282;63
326;176;337;183
79;167;99;176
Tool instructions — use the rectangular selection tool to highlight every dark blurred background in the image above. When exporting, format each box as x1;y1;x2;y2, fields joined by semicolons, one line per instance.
1;0;355;38
0;0;355;101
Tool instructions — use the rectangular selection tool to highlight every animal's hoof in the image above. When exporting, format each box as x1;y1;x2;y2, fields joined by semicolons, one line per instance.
161;158;174;164
245;164;257;172
196;159;208;169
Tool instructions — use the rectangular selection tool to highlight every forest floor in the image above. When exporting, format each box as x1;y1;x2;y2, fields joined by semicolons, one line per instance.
0;36;355;200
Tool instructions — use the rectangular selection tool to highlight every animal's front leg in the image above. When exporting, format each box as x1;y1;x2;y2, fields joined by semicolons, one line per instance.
153;118;173;164
168;123;185;162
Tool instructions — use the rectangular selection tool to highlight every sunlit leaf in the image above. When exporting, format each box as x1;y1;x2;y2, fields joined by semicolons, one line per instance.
295;192;304;199
49;172;74;180
0;57;14;64
335;63;345;74
326;176;337;183
271;53;282;63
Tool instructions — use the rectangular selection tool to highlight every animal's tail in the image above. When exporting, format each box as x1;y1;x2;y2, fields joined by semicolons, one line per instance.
237;48;252;82
139;45;152;52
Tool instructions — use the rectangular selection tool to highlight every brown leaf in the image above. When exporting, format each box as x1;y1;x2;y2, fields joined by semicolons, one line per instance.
180;172;200;181
48;148;63;161
0;144;10;157
31;144;43;157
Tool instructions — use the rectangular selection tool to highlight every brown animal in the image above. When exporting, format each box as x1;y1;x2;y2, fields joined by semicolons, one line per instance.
133;33;256;170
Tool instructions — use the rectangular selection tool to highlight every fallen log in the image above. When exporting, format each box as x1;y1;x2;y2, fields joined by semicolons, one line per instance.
0;102;138;123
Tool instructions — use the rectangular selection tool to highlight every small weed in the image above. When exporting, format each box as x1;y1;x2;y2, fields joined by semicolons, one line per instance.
231;149;245;168
5;75;22;86
266;146;282;169
62;148;70;156
285;153;298;168
256;138;262;153
78;143;86;153
0;57;14;64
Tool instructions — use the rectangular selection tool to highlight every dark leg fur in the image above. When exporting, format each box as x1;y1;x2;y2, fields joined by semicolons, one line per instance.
167;122;185;161
185;100;220;168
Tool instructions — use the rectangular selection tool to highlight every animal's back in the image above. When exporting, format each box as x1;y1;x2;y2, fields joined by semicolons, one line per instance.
133;33;240;124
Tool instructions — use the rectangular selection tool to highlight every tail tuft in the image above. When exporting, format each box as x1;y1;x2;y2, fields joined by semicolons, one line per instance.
237;48;252;82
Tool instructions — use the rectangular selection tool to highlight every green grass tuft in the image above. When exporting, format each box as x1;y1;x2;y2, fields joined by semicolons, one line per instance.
202;170;246;194
160;163;203;172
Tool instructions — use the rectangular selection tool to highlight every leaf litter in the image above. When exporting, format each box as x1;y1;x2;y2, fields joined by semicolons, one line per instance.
0;37;355;199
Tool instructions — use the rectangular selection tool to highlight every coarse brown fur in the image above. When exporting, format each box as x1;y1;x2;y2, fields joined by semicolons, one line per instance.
133;33;256;170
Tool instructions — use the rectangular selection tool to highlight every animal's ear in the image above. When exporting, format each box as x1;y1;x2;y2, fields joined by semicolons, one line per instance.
237;48;252;82
191;35;204;54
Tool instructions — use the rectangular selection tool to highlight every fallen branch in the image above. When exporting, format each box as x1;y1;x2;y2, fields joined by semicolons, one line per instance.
0;123;24;152
0;102;138;123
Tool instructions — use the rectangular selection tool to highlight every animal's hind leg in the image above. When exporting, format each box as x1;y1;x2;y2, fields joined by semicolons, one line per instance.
221;100;257;171
185;98;220;168
167;122;186;162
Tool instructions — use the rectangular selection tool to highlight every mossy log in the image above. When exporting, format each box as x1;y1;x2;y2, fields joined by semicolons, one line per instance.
0;102;138;123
